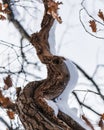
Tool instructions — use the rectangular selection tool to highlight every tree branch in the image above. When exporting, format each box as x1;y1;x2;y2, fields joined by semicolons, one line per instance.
73;62;104;101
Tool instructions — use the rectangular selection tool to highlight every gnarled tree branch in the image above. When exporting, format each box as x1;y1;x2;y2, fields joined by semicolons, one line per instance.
1;0;87;130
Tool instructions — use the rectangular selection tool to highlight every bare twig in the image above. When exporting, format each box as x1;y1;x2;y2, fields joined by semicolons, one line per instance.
73;62;104;101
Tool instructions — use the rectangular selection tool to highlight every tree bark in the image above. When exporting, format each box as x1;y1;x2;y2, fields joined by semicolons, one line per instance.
14;0;86;130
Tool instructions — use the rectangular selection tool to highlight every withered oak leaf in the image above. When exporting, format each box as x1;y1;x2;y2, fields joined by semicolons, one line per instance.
7;110;15;119
47;0;62;23
0;90;14;109
3;75;13;89
89;20;97;32
98;10;104;21
0;2;11;20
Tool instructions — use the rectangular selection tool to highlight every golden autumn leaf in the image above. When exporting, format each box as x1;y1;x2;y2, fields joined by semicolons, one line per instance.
82;115;95;130
89;20;97;32
3;75;13;89
7;110;15;119
47;0;62;23
98;10;104;21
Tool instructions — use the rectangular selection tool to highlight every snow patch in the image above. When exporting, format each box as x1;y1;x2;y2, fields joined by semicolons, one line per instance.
55;58;78;103
44;98;59;116
45;59;91;130
48;21;57;54
55;59;91;130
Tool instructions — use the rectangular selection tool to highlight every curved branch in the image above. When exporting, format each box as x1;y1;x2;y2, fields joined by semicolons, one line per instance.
15;0;87;130
0;117;13;130
72;91;100;116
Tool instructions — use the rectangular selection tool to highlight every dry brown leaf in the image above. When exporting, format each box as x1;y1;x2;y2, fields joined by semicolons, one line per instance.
82;115;95;130
89;20;97;32
7;110;15;119
101;113;104;120
3;3;8;8
0;90;14;109
47;0;62;23
0;2;11;20
4;75;13;89
3;4;11;14
98;10;104;21
2;97;10;107
99;118;104;130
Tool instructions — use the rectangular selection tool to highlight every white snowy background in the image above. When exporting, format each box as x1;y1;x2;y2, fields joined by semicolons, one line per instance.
0;0;104;130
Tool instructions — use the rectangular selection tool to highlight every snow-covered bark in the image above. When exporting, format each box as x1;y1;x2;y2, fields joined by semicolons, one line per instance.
47;5;91;129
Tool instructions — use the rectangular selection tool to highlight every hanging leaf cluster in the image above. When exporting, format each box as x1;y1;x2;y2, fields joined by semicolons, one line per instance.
0;88;15;120
89;9;104;33
0;75;16;120
47;0;62;23
0;2;11;20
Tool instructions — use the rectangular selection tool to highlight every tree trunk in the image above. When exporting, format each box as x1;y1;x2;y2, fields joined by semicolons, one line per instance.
15;0;86;130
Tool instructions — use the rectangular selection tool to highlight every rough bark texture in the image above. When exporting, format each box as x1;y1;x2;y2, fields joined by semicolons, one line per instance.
14;0;86;130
